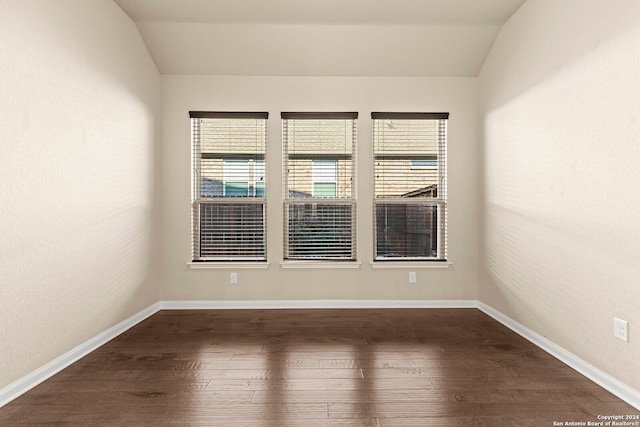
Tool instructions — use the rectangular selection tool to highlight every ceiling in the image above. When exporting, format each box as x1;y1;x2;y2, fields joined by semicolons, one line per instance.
113;0;526;76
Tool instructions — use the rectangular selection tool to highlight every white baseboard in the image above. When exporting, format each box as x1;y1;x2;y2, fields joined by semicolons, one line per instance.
159;299;477;310
0;302;162;408
2;299;638;412
478;302;640;410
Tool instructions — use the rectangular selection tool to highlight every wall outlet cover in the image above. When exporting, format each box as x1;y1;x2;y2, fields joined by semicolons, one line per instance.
614;317;628;342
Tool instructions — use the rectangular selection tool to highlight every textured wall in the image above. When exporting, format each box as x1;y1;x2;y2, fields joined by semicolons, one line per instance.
0;0;160;388
160;76;479;301
479;0;640;391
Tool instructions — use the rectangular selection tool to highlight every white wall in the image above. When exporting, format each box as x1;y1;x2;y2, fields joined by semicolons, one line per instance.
0;0;160;389
160;76;478;301
479;0;640;391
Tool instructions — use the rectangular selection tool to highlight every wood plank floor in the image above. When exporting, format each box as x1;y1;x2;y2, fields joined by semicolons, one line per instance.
1;309;637;426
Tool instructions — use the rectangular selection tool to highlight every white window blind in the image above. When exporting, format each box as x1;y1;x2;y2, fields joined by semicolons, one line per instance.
282;112;357;260
372;112;448;261
190;111;268;261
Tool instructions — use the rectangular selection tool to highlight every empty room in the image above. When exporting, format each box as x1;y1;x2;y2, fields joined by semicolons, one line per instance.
1;0;639;425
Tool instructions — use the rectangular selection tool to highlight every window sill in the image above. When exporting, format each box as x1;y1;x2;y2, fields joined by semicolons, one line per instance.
187;262;271;270
280;261;362;269
369;261;452;269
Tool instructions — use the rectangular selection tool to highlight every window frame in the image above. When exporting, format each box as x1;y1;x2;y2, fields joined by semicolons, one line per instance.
282;112;358;262
372;112;449;262
190;111;269;263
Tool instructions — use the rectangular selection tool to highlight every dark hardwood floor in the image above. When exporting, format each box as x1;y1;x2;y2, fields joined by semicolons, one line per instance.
1;309;637;426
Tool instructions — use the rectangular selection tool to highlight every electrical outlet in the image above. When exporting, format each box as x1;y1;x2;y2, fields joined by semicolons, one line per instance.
614;317;628;342
230;272;238;285
409;271;416;283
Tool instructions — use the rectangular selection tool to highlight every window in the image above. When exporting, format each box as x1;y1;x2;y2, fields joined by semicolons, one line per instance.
190;111;268;261
282;112;357;260
223;159;265;196
372;112;448;261
312;160;337;197
411;159;438;169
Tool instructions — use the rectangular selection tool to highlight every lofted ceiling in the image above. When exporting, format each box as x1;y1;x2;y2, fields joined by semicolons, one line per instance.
113;0;526;76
